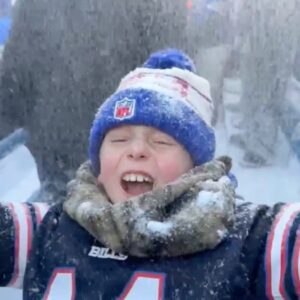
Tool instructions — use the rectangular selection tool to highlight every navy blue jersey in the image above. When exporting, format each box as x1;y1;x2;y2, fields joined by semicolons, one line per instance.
0;201;300;299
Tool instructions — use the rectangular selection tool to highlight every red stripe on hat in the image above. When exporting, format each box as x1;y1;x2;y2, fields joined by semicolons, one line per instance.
120;71;212;104
165;73;212;103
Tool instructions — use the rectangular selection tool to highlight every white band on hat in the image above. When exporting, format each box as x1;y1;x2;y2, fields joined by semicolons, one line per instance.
117;67;214;127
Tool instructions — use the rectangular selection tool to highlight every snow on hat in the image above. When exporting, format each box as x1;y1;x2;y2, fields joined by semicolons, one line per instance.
89;49;215;175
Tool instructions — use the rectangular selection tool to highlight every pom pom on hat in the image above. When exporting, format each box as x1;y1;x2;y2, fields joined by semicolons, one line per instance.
89;49;215;175
143;48;196;72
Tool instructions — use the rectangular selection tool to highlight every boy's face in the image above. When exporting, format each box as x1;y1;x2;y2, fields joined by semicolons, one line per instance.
98;125;193;204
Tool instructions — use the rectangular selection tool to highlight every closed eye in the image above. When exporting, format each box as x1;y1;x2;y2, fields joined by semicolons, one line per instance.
110;139;128;143
154;140;174;146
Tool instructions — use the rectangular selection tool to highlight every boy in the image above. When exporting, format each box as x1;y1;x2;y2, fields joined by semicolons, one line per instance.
0;49;299;299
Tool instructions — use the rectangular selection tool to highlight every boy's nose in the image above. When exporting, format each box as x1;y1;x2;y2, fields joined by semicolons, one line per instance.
127;140;150;160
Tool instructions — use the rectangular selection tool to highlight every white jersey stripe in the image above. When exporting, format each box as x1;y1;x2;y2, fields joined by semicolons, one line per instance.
24;204;33;260
266;203;300;299
33;203;49;225
7;203;33;288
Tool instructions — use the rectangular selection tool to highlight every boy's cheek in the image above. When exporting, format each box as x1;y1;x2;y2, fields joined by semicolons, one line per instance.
97;159;117;189
157;152;193;183
97;169;111;186
157;161;186;183
98;156;114;182
97;165;109;185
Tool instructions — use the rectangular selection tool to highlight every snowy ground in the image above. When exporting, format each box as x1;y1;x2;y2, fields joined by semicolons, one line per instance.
216;125;300;204
0;145;40;203
219;76;300;204
0;78;299;298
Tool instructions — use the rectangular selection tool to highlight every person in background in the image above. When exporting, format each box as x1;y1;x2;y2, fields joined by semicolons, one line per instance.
186;0;234;124
236;0;300;166
0;0;12;54
0;0;191;202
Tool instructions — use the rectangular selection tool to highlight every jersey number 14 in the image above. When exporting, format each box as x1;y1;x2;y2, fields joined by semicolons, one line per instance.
43;269;165;300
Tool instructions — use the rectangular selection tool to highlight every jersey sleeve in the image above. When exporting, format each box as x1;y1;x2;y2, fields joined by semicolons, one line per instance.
242;203;300;300
233;202;300;299
263;203;300;299
0;202;49;288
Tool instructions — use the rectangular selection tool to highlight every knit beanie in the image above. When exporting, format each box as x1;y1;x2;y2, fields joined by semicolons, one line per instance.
89;49;215;176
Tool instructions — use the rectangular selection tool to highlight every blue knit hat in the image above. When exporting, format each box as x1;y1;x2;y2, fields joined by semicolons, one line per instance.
89;49;215;175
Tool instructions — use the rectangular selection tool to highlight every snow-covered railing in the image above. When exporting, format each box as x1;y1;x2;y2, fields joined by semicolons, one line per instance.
0;128;40;203
0;128;29;160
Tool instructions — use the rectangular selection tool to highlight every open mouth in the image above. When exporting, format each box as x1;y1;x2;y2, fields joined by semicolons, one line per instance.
121;173;154;196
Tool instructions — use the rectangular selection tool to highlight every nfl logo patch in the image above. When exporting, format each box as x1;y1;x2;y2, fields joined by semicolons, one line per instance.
114;98;135;120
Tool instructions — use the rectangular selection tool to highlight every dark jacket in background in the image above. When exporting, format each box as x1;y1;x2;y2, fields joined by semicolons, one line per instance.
0;0;191;198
